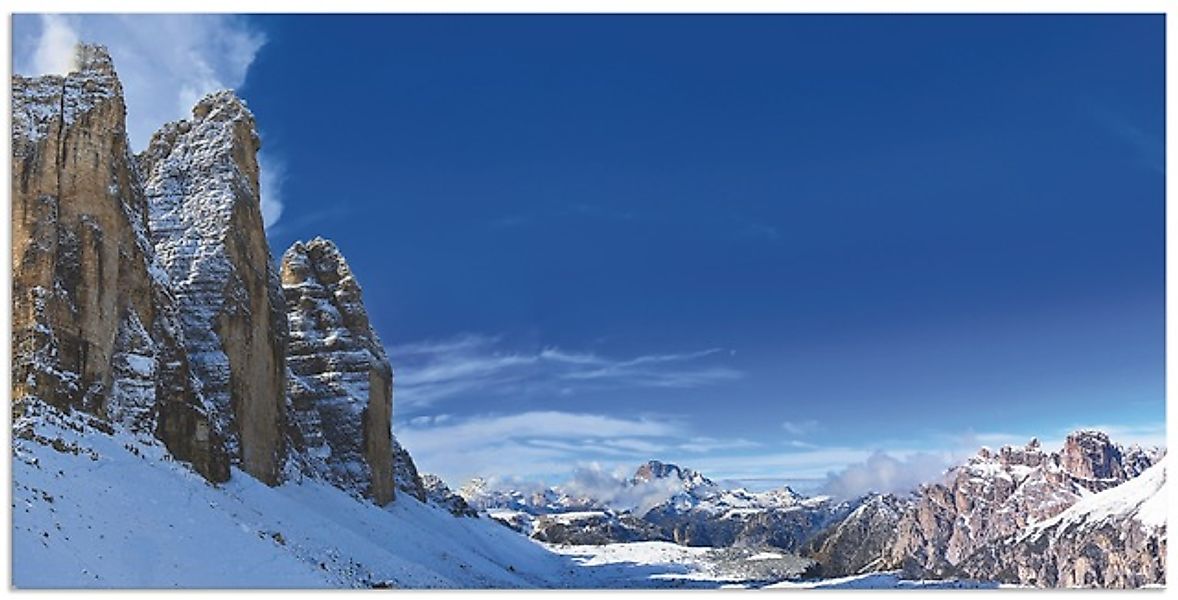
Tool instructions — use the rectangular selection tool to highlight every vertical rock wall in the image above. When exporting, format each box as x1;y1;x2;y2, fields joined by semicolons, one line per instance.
10;45;228;481
138;91;288;485
281;238;395;505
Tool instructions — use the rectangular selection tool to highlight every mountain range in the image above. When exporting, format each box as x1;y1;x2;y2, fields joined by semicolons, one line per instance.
458;433;1166;587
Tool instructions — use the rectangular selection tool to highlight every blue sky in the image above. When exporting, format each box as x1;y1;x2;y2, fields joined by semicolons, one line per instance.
13;14;1165;494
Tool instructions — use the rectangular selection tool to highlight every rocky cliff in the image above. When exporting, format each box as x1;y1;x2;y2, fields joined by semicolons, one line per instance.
12;44;419;508
11;45;229;482
138;89;289;485
280;238;395;504
885;432;1162;578
797;431;1164;584
956;457;1167;588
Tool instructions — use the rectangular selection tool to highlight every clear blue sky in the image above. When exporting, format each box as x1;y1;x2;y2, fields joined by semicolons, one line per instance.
13;14;1166;490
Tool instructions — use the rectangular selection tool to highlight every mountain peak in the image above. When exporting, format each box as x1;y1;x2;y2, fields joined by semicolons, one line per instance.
191;89;255;125
72;43;116;76
1061;429;1123;480
632;460;714;489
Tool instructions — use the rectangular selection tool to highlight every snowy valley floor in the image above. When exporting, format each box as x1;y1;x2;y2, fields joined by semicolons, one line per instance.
13;407;996;589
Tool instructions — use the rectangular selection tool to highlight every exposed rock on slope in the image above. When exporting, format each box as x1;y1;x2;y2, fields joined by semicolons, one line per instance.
280;238;395;504
11;44;228;481
393;439;428;502
139;89;288;485
530;511;671;545
422;474;479;517
797;432;1164;580
956;457;1167;588
887;432;1162;578
803;494;908;577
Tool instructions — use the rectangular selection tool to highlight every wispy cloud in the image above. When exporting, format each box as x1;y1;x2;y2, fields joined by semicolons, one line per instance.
395;408;769;498
395;410;685;485
389;333;742;410
13;14;283;229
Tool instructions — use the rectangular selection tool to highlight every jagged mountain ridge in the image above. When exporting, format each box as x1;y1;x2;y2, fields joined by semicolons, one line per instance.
955;457;1167;588
453;434;1165;589
459;459;850;552
795;431;1165;588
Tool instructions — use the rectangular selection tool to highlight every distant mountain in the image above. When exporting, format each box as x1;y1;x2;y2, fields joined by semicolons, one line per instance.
799;430;1165;588
635;460;850;551
458;459;852;552
458;477;602;515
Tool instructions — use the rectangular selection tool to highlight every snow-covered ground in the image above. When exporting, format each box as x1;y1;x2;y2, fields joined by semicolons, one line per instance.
13;406;571;588
13;404;1005;589
767;572;1004;589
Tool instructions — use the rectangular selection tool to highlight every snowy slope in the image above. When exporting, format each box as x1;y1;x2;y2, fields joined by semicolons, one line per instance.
766;571;1002;589
12;403;579;589
1022;455;1167;538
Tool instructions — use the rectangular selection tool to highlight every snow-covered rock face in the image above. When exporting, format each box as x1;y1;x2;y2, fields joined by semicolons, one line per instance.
867;433;1163;579
13;41;432;504
630;461;844;551
956;457;1167;588
803;494;909;578
281;238;395;505
633;460;714;488
11;44;229;482
139;89;289;486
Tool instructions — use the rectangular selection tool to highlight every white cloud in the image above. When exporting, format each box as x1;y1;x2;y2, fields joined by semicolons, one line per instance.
389;333;742;410
820;451;957;499
258;151;286;229
561;463;685;514
13;14;283;229
28;14;78;75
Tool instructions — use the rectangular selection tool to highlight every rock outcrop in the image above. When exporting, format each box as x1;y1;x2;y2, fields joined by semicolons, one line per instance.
393;439;428;502
11;44;229;481
802;494;907;577
798;432;1164;582
956;457;1167;588
12;43;429;508
281;238;395;504
422;474;479;517
138;90;288;485
885;432;1163;578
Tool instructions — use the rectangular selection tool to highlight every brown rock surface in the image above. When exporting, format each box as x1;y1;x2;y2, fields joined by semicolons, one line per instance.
139;90;289;485
281;238;395;504
10;44;229;481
